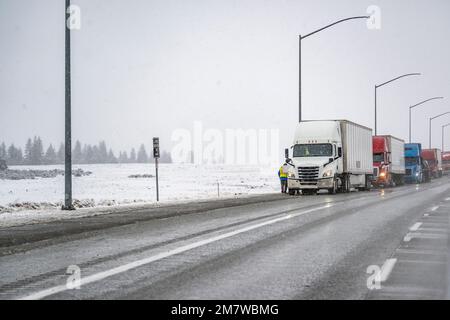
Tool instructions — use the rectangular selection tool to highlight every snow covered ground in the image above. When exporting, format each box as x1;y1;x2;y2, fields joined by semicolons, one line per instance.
0;163;280;213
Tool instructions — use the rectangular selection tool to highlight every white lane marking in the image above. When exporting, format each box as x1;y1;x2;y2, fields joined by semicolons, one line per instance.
18;203;333;300
409;222;422;231
445;198;450;201
424;213;429;217
403;233;412;242
431;206;439;212
380;258;397;282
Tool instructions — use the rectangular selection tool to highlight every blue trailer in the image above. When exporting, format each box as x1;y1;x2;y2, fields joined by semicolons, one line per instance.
404;143;423;183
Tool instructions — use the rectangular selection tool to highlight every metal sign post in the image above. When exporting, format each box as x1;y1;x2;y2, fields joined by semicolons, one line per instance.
153;137;160;202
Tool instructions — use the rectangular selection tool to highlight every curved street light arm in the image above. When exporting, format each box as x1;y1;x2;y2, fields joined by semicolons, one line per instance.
376;73;421;88
410;96;444;109
431;112;450;121
301;16;369;40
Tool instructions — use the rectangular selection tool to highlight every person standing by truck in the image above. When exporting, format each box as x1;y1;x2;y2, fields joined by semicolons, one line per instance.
278;159;293;193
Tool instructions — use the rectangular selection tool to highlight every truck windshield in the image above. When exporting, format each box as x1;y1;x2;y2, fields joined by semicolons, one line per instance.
405;157;418;166
373;153;384;162
293;144;332;157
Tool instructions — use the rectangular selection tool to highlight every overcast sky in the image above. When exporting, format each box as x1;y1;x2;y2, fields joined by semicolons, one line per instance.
1;0;449;157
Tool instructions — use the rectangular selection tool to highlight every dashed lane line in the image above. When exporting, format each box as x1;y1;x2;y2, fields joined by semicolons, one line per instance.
380;258;397;282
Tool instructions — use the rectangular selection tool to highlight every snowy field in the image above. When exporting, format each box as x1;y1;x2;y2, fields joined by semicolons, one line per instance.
0;163;280;211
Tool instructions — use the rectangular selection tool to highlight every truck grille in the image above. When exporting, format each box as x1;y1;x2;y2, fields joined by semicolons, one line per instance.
405;168;412;176
298;167;319;185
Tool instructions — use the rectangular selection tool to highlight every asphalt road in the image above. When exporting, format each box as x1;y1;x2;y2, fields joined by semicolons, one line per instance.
1;177;450;300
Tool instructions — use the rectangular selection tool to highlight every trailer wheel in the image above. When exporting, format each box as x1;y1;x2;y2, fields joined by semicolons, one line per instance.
342;175;351;193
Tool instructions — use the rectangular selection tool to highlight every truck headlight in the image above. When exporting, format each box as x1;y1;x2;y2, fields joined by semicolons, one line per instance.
380;171;386;177
289;173;295;178
415;172;419;176
322;169;333;177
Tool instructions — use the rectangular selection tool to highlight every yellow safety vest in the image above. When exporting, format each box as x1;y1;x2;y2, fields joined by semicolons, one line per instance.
279;165;288;178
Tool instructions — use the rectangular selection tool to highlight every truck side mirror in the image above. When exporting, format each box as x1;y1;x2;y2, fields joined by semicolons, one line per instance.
285;148;289;159
338;147;342;157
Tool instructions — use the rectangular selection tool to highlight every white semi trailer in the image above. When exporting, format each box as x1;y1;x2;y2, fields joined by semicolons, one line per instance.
287;120;373;195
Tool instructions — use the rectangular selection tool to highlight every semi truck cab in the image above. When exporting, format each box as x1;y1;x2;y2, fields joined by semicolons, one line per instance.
442;151;450;175
404;143;423;184
421;148;443;178
372;135;405;187
287;122;343;194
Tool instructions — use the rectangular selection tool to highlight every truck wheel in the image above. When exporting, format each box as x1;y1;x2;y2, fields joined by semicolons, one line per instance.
342;176;350;193
389;176;396;188
288;189;296;196
328;180;338;194
364;175;372;191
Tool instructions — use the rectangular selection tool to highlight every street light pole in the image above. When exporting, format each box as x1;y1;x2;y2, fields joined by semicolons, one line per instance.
63;0;74;210
374;73;421;135
442;123;450;152
429;112;450;149
298;16;369;123
299;35;301;123
408;97;444;143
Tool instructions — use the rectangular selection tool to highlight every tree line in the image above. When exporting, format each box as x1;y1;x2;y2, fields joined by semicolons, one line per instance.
0;137;172;166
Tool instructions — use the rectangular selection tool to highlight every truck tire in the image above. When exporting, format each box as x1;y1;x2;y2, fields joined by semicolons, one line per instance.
288;189;296;196
364;175;372;191
328;179;338;194
389;175;396;188
342;175;350;193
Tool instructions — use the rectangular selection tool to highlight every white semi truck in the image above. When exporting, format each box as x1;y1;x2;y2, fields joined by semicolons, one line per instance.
287;120;373;195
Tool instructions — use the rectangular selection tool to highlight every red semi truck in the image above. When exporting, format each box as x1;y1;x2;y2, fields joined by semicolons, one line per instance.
372;135;405;187
442;151;450;175
421;149;442;178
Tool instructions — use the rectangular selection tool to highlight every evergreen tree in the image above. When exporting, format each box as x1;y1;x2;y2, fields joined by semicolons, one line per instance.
160;150;173;163
107;149;117;163
98;141;108;163
31;136;44;165
24;138;33;164
16;148;23;165
129;148;137;163
118;151;128;163
7;144;23;165
0;142;6;160
73;140;83;164
84;144;94;163
57;143;65;164
137;144;148;163
44;144;57;164
92;145;100;163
